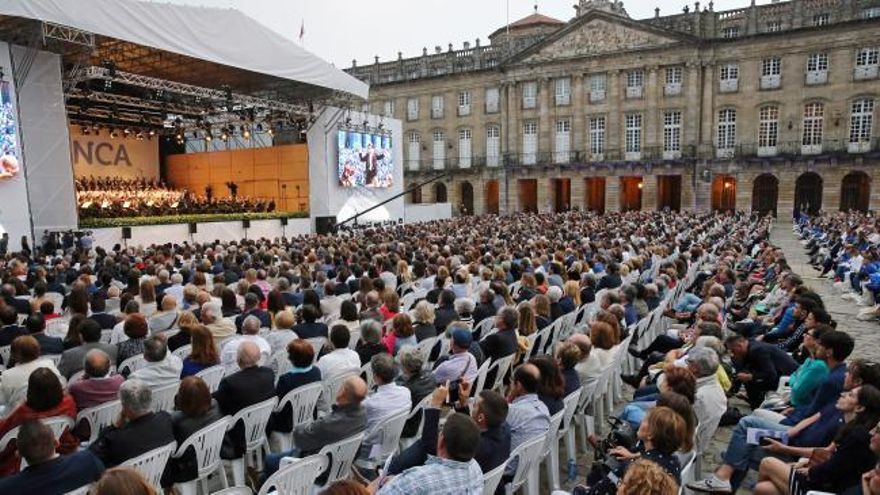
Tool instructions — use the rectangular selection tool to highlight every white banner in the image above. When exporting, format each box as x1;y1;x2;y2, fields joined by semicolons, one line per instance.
70;127;159;180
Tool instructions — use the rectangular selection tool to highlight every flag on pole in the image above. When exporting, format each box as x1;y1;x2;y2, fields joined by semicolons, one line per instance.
299;19;305;42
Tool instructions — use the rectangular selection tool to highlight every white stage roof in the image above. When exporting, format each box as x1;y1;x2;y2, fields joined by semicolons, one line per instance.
0;0;368;100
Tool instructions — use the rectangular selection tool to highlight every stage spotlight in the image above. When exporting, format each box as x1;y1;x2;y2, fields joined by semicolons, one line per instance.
148;129;156;137
123;127;132;136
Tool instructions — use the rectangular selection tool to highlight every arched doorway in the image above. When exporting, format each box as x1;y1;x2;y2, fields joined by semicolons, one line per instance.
841;171;870;212
752;174;779;217
657;175;682;211
585;177;606;213
485;180;500;214
519;179;538;213
794;172;823;216
410;186;422;204
711;175;737;212
460;181;474;215
552;178;571;212
433;182;448;203
619;177;643;212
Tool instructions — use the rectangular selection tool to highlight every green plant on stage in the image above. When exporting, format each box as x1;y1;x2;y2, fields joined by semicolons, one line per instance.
79;211;307;229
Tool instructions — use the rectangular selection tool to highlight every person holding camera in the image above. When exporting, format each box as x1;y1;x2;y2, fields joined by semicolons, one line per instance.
575;406;687;495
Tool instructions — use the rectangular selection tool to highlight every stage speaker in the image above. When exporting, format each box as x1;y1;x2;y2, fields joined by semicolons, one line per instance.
242;219;251;229
315;216;337;235
122;227;132;240
280;217;288;226
189;223;198;234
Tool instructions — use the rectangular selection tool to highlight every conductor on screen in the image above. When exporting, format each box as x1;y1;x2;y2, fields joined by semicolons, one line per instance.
358;142;384;188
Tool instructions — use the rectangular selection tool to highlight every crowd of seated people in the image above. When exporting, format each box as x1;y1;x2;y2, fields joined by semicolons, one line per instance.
75;175;275;219
5;208;876;494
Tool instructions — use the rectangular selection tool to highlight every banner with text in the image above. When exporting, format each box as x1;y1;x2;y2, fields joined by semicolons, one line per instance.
70;127;159;180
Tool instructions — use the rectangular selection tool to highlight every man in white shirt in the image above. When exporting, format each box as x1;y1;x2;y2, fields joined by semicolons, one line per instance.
317;325;361;380
220;315;271;374
360;353;411;459
686;346;727;454
569;333;600;385
0;335;65;406
163;273;185;305
319;281;343;317
129;336;183;389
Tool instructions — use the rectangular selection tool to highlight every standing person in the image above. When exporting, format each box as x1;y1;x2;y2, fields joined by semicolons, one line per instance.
725;335;799;408
359;142;384;187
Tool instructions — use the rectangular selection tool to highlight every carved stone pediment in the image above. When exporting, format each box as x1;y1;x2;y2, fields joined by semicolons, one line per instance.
519;17;682;63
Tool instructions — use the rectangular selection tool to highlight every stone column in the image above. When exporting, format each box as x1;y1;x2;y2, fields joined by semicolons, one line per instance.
606;175;621;213
537;177;552;213
538;78;552;159
699;63;715;158
607;70;621;155
642;173;658;211
571;74;585;156
571;174;585;211
645;67;660;152
685;62;701;155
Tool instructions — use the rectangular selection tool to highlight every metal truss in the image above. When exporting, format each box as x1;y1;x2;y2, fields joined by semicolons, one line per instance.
68;65;310;115
41;22;94;48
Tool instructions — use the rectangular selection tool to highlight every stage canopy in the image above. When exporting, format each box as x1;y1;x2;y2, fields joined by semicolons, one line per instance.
0;0;368;101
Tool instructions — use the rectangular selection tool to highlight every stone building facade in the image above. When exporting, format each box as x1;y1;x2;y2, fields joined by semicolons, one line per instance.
348;0;880;217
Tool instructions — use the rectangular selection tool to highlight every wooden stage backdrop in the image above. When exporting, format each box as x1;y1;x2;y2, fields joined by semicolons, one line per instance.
166;144;309;213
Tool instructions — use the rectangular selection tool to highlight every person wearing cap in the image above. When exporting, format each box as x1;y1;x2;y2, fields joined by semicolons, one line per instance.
433;328;479;384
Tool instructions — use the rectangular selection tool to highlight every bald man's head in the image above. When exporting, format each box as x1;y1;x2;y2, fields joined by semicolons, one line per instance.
84;349;111;378
237;341;261;369
568;333;592;362
338;375;367;406
513;363;541;395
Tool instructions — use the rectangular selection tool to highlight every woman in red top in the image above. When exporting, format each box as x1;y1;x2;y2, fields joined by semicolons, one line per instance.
0;367;78;475
379;291;401;322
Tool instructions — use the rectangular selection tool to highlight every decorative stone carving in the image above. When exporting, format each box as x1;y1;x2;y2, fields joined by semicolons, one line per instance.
521;18;680;63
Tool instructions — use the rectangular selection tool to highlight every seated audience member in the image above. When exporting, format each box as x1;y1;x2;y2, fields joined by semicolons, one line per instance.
375;413;484;494
270;339;322;433
0;368;78;475
0;335;64;405
396;346;437;437
556;341;583;397
292;304;329;340
472;289;497;327
434;290;458;334
530;354;566;415
265;309;297;354
387;381;510;476
264;375;368;480
318;324;361;379
116;313;149;367
763;325;832;411
213;341;275;459
411;301;437;342
129;336;184;388
452;297;476;331
181;325;220;377
0;420;104;493
569;332;598;384
480;306;520;383
505;364;551;474
88;295;117;330
684;346;727;454
359;291;383;322
68;349;125;411
148;295;179;334
161;376;224;488
220;315;271;373
58;318;117;378
221;288;242;318
753;385;880;495
583;406;686;494
617;459;681;495
379;290;401;322
200;301;236;348
0;305;26;349
89;379;174;467
383;313;417;356
724;334;799;408
93;466;157;495
433;328;479;384
361;353;412;458
24;313;64;355
168;310;198;351
235;293;270;331
356;320;386;366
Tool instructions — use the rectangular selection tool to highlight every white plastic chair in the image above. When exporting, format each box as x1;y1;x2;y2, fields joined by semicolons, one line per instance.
359;362;375;391
677;450;697;495
0;345;11;366
76;399;122;444
172;417;232;495
487;354;516;393
224;397;278;486
470;358;493;398
267;350;293;383
121;442;177;493
193;365;225;393
42;415;75;439
150;382;180;412
399;394;433;451
321;369;359;413
483;459;509;495
119;353;148;375
416;336;438;369
502;433;546;495
472;318;496;338
356;408;409;470
305;337;326;363
44;353;63;367
45;318;69;338
536;410;565;493
172;344;193;360
557;387;583;484
572;378;602;455
269;382;323;452
261;453;328;495
314;432;365;489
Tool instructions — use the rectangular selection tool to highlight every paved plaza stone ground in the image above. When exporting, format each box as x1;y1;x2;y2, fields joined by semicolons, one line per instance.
558;219;879;494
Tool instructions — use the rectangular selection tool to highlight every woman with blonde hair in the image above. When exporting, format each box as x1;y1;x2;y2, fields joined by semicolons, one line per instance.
411;300;437;341
517;302;537;337
617;459;680;495
532;294;552;330
563;280;582;309
396;259;412;284
379;290;401;322
94;467;156;495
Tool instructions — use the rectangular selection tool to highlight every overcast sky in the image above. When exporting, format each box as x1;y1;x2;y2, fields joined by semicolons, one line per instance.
167;0;771;68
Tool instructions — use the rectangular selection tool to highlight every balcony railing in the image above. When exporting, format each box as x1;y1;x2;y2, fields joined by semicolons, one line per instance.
402;140;877;174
